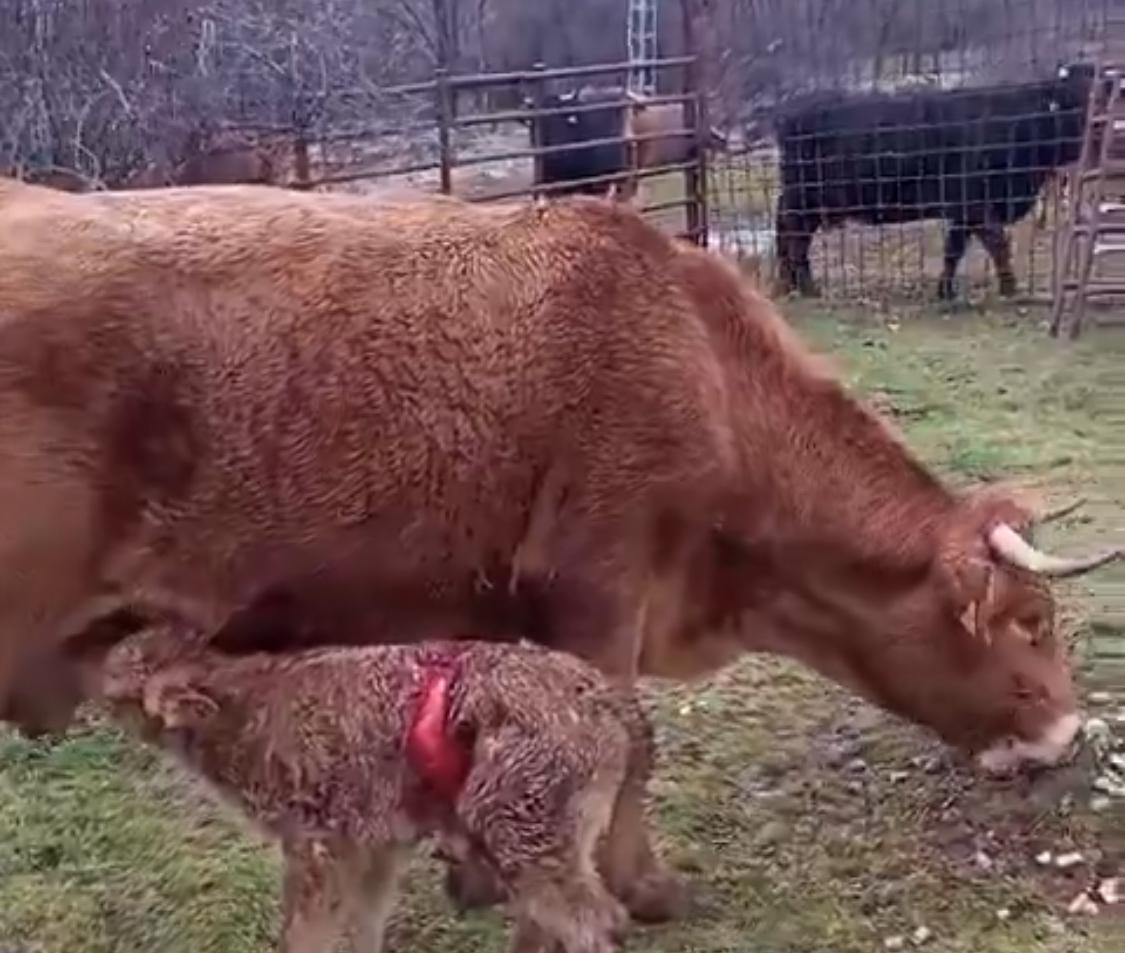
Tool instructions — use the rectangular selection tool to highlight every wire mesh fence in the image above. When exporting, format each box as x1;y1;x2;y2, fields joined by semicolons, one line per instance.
703;0;1116;303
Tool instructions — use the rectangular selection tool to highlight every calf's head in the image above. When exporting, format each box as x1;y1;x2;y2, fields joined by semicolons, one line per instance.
98;625;216;734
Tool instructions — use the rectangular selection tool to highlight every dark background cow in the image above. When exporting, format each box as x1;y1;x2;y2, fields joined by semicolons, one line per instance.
529;88;635;197
774;63;1096;299
526;86;726;199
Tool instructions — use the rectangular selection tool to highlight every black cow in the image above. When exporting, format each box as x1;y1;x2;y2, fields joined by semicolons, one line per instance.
527;88;634;198
524;86;726;200
774;63;1095;299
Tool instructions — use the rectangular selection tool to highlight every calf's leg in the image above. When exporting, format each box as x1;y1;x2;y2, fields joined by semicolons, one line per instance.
445;549;684;922
279;839;354;953
349;846;407;953
457;725;630;953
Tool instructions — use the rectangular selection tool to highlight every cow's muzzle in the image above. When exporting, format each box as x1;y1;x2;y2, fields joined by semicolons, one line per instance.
976;711;1083;776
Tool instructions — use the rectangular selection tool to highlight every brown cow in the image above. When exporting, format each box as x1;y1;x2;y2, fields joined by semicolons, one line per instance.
121;136;288;189
0;164;100;192
0;180;1119;924
99;628;650;953
625;92;728;174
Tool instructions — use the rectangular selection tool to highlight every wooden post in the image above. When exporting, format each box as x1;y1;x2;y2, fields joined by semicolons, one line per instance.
293;133;311;188
435;68;455;195
529;61;548;197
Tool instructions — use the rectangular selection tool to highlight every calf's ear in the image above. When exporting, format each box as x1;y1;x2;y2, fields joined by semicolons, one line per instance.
145;677;219;728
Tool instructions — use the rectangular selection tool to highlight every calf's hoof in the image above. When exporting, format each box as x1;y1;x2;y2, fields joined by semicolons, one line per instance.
619;868;690;924
443;858;505;912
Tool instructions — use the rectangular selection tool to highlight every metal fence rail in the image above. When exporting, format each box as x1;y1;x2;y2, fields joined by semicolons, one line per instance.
289;49;713;245
86;0;1113;307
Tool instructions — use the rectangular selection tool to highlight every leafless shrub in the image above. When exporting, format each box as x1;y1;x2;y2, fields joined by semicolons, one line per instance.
0;1;1109;186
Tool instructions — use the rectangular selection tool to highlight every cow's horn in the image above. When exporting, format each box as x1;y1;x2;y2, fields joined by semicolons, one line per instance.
988;523;1122;577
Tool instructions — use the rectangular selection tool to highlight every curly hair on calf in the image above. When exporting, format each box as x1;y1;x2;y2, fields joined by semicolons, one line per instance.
99;628;655;953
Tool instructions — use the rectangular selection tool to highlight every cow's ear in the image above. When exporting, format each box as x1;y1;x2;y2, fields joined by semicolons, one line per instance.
954;560;997;645
939;490;1036;645
936;517;1002;646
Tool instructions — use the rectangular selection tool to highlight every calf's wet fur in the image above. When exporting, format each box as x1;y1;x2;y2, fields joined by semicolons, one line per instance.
98;628;657;953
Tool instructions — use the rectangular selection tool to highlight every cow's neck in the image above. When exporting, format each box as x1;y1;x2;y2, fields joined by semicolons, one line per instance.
713;303;955;574
703;293;961;703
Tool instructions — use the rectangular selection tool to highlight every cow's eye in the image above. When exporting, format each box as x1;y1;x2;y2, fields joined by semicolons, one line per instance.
1016;615;1045;645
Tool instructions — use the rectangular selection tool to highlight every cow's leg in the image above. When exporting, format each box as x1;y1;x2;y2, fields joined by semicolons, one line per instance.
776;211;818;296
774;211;798;294
543;562;684;923
597;735;680;924
938;222;970;300
0;442;111;734
975;223;1017;297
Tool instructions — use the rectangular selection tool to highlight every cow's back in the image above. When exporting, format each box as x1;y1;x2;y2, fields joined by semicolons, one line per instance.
0;183;735;648
775;80;1087;224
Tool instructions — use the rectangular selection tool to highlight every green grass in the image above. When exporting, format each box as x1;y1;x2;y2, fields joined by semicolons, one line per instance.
1;305;1122;952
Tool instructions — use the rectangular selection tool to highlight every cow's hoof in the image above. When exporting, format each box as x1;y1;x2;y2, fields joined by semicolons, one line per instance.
619;868;690;924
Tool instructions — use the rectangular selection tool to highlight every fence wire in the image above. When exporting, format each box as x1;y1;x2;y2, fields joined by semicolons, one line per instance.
707;0;1115;303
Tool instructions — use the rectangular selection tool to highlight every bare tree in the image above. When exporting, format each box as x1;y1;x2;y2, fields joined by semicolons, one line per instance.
0;0;1105;182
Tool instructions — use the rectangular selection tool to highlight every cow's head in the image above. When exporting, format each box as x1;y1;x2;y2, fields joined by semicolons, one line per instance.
912;492;1113;774
1052;60;1098;112
692;491;1118;777
526;88;630;141
521;90;582;130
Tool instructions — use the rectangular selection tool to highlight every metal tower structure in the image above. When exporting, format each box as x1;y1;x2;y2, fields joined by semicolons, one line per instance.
627;0;659;95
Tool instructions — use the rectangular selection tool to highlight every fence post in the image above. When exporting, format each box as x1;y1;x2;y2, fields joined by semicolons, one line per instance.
293;133;310;188
679;0;709;246
529;61;548;198
435;68;454;195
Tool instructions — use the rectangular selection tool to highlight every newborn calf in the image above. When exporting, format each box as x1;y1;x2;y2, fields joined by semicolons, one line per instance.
100;629;654;953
